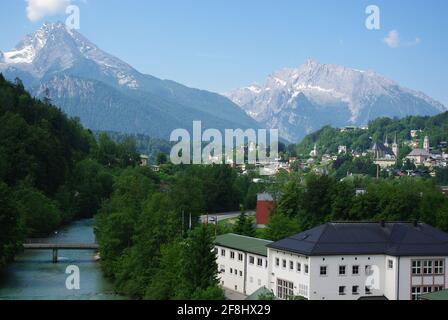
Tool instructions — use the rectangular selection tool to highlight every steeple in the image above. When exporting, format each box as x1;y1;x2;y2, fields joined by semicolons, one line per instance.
384;134;389;147
423;136;430;152
392;133;399;157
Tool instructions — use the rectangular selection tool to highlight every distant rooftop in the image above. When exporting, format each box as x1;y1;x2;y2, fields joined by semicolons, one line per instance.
257;193;274;202
408;149;431;157
268;222;448;257
215;233;273;257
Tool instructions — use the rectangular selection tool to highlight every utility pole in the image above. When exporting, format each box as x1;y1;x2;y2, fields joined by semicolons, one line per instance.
182;210;184;237
215;216;218;237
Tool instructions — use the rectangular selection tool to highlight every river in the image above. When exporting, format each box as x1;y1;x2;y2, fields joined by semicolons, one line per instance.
0;219;125;300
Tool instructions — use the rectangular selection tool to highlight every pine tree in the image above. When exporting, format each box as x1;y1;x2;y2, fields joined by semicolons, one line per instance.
178;225;220;298
234;209;256;237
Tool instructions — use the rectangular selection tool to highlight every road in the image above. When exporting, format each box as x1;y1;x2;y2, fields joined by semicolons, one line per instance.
200;211;255;224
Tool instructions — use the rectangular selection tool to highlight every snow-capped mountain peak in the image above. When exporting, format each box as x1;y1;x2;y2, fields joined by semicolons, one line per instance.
0;22;139;89
225;59;446;142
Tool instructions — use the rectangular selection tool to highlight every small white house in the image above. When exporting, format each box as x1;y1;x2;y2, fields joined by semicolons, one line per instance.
215;234;272;296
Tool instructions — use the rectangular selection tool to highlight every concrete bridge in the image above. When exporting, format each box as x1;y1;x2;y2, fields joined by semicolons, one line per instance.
23;243;99;263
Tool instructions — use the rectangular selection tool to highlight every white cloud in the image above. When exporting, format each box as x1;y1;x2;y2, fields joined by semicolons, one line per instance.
26;0;72;22
383;30;400;48
383;30;421;49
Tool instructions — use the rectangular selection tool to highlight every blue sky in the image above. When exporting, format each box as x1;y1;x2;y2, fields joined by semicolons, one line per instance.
0;0;447;105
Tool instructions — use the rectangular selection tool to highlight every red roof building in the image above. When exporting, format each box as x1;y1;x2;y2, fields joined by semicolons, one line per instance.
256;193;275;225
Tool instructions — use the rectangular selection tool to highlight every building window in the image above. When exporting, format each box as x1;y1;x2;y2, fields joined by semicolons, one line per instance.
298;284;308;297
256;258;262;267
422;286;433;294
238;253;243;261
305;264;309;274
365;286;372;295
265;260;268;268
282;259;287;269
412;260;422;275
352;286;359;295
352;265;359;275
320;266;327;276
365;265;372;276
388;259;394;269
277;279;294;300
258;279;262;286
239;271;243;277
230;268;233;274
276;258;280;267
221;249;226;257
339;265;346;276
230;251;235;259
297;263;301;272
434;260;445;274
339;286;346;295
423;260;433;274
411;287;421;301
249;256;255;265
220;265;225;273
289;261;294;270
249;277;253;283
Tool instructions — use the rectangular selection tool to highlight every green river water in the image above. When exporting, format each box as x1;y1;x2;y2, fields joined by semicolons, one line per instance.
0;219;125;300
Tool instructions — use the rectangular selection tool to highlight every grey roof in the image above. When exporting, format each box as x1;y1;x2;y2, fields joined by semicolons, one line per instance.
257;193;274;201
267;222;448;257
371;141;394;156
408;149;431;157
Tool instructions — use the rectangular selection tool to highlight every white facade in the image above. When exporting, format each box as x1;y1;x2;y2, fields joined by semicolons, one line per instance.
266;249;447;300
215;224;448;300
216;245;268;296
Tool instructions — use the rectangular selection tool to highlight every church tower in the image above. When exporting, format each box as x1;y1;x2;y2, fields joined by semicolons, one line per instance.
384;134;389;148
424;136;430;152
392;134;399;158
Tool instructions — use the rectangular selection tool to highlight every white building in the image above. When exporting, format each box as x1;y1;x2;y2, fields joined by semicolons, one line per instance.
216;222;448;300
215;234;272;296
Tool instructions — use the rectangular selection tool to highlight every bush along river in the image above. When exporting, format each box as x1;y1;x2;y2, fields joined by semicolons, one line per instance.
0;219;125;300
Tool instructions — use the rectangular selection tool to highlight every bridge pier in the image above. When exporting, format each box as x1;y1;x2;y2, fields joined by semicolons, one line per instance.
52;249;58;264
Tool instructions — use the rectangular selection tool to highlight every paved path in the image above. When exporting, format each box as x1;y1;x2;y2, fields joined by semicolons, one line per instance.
200;211;255;224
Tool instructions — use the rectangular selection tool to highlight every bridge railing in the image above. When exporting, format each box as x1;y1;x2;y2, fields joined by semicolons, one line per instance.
24;238;52;244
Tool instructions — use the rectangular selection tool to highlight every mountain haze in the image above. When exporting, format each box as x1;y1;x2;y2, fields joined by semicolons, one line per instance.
0;22;261;138
225;59;446;142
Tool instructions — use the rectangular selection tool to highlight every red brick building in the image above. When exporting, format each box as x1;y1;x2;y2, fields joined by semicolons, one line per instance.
256;193;275;225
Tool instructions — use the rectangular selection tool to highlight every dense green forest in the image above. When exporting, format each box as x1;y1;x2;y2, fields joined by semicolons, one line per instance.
292;112;448;156
261;173;448;241
0;75;263;299
94;131;172;164
94;163;265;299
0;75;143;268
